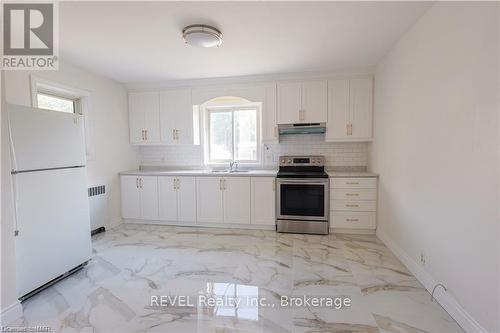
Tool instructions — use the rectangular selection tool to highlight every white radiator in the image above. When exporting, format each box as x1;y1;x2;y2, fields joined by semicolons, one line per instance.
88;184;107;233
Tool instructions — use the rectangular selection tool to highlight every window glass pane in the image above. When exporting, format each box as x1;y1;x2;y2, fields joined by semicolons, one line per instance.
37;93;75;113
209;111;233;161
234;109;257;161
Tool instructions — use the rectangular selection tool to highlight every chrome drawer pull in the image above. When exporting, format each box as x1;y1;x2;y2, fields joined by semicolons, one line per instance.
346;204;359;208
346;218;359;222
346;182;359;185
345;193;359;196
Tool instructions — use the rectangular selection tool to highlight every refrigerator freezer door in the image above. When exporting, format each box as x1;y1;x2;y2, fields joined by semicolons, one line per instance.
8;104;86;172
14;167;92;297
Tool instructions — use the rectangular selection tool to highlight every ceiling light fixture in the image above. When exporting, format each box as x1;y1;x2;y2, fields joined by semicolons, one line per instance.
182;24;223;48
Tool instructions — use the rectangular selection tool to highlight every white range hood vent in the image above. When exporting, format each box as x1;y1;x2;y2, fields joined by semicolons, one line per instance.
278;123;326;136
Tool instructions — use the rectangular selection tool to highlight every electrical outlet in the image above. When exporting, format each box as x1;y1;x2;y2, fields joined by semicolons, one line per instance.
419;253;426;266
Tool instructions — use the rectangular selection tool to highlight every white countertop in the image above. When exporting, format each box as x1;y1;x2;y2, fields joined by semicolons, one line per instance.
326;171;379;178
120;169;378;178
119;169;278;177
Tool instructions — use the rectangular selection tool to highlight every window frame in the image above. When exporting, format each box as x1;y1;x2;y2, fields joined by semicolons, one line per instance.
30;75;94;160
204;103;261;166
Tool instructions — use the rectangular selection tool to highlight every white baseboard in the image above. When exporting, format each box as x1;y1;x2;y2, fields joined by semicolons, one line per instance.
376;229;488;333
0;301;22;326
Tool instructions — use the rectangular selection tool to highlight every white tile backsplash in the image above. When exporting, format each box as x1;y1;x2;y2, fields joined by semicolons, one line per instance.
139;134;368;168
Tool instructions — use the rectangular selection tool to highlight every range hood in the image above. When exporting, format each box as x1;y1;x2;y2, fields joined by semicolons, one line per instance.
278;123;326;135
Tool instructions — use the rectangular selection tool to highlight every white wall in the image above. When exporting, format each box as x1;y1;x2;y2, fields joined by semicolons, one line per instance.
1;60;138;316
370;2;499;332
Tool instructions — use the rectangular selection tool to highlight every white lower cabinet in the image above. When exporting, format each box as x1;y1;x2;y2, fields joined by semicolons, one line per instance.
251;177;276;225
122;175;276;228
158;176;197;222
196;177;251;224
223;178;251;224
196;177;224;223
330;177;377;231
121;175;158;220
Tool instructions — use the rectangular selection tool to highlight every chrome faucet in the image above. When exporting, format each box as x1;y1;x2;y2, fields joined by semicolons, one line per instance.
229;161;238;171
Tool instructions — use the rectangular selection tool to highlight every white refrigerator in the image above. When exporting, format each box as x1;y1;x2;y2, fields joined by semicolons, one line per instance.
8;104;92;299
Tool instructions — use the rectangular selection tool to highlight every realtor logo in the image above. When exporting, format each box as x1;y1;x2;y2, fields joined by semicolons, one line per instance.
2;2;58;69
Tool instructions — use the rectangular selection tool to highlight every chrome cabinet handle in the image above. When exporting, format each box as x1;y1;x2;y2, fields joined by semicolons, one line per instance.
140;178;143;188
136;178;139;188
346;204;359;208
345;193;359;197
346;218;359;222
346;182;359;185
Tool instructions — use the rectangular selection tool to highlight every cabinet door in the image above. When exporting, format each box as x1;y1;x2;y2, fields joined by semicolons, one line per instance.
223;177;251;224
326;79;350;141
277;82;301;124
262;84;278;143
141;92;160;143
128;93;145;144
140;176;159;220
302;80;327;123
177;177;197;222
196;177;223;224
251;177;275;225
349;78;373;140
174;89;194;145
158;176;178;221
120;176;141;219
159;91;177;144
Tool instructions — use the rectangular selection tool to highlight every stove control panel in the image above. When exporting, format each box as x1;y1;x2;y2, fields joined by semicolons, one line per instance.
279;156;325;167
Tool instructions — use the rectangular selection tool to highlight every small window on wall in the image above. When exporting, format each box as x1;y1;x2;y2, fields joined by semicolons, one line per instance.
36;92;77;113
206;105;260;164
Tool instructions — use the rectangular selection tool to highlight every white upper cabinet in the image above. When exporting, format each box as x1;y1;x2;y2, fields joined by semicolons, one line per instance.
326;77;373;142
277;82;302;124
349;78;373;139
159;88;194;145
261;84;278;143
277;80;327;124
301;80;328;123
128;92;161;144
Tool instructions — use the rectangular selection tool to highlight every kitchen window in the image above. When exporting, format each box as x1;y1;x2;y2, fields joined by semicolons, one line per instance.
36;92;78;114
206;105;260;164
30;75;93;159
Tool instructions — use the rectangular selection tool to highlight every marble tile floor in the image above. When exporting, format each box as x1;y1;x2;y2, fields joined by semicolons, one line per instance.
12;224;464;333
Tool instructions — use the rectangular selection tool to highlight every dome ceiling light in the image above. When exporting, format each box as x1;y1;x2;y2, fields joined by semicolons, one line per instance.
182;24;223;48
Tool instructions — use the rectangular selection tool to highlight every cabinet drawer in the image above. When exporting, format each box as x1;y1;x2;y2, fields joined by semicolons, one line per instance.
331;211;376;229
331;188;377;201
331;177;377;189
331;200;376;212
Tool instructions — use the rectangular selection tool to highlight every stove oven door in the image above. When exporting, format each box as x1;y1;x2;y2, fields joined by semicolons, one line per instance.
277;178;329;221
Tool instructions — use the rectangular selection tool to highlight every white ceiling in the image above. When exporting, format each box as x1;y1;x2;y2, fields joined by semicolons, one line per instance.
59;2;431;83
